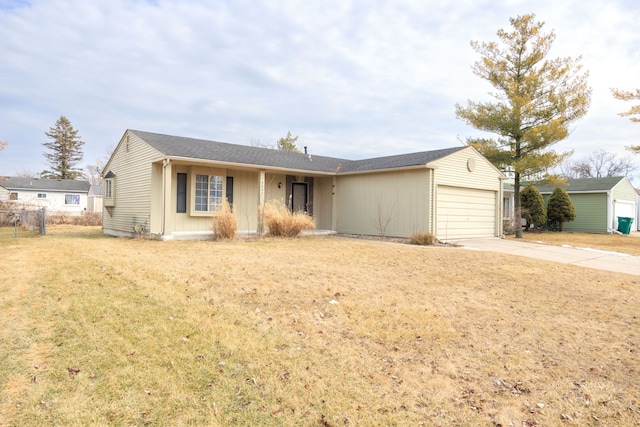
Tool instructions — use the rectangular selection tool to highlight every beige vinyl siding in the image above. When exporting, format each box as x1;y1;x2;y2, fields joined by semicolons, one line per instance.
103;131;164;236
612;178;637;230
314;176;333;230
429;147;503;239
264;172;287;203
232;170;260;233
429;147;502;190
335;169;430;238
166;167;262;236
436;186;497;239
612;178;638;202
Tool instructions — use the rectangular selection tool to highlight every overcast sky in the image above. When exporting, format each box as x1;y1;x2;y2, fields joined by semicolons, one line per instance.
1;0;639;179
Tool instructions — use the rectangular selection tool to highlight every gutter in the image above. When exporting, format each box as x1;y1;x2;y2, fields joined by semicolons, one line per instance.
162;156;337;176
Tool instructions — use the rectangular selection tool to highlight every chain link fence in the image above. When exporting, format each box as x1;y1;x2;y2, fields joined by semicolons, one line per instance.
0;207;47;239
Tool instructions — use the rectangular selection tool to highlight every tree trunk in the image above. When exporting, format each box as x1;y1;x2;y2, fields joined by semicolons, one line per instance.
514;172;524;238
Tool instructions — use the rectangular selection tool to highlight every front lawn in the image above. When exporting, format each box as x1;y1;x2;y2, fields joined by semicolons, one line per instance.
510;230;640;256
1;227;638;426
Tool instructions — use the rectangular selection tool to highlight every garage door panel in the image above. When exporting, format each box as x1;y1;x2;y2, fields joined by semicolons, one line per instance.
437;186;496;240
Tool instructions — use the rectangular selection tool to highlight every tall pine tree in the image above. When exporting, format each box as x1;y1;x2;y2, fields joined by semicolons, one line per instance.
42;116;85;179
456;14;591;238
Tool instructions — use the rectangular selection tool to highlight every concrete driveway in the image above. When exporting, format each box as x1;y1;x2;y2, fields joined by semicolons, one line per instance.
455;237;640;276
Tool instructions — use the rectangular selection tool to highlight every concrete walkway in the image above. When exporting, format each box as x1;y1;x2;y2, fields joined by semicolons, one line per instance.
455;237;640;276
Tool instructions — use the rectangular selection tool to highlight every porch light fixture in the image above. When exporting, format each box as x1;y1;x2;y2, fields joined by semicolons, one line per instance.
278;182;282;188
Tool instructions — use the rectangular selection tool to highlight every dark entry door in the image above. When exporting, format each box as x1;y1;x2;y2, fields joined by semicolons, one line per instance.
291;182;308;213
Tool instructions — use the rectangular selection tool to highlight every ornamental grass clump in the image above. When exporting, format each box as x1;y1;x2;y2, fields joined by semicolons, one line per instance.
263;200;315;237
409;231;436;246
212;200;237;240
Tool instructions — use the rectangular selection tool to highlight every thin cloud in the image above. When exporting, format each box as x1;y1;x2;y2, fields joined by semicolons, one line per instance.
0;0;638;177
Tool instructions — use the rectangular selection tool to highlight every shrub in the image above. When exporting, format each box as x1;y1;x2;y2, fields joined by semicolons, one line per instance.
47;212;102;226
547;187;576;231
409;231;436;246
520;185;546;230
212;200;237;240
263;200;315;237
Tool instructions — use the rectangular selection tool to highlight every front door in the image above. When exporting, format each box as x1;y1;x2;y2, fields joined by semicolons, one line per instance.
291;182;308;213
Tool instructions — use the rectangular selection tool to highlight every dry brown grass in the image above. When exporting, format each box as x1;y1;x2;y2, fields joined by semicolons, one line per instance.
1;226;639;426
263;200;315;237
511;230;640;256
212;200;237;240
47;212;102;226
410;231;437;246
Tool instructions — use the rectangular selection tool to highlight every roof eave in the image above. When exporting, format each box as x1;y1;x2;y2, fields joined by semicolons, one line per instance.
337;164;428;175
537;189;611;194
163;156;338;176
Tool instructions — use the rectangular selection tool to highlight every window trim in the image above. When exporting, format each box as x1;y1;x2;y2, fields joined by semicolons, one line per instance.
189;168;226;216
104;177;115;206
65;194;81;205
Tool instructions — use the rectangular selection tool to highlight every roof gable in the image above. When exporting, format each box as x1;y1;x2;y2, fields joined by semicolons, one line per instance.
128;130;468;174
0;177;91;192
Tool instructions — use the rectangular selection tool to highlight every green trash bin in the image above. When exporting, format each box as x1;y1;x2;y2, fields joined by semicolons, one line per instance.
617;216;634;235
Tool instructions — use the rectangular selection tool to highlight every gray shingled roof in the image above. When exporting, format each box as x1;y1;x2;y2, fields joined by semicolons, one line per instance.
130;130;466;174
531;177;627;193
0;177;91;192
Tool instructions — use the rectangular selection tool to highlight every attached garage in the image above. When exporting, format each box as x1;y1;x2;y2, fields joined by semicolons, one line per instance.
332;146;504;240
437;186;498;240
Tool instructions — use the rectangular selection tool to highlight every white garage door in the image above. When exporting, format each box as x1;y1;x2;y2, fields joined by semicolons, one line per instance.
614;200;635;230
437;186;497;240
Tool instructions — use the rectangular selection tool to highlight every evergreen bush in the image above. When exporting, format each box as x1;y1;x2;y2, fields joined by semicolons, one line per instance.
546;187;576;231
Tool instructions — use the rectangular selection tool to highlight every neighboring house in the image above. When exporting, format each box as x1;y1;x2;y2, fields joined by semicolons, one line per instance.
0;177;91;215
504;176;637;233
87;185;103;213
102;130;505;241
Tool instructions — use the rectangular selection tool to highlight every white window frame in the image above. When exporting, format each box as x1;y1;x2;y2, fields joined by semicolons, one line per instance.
189;168;226;216
104;177;115;206
65;194;81;205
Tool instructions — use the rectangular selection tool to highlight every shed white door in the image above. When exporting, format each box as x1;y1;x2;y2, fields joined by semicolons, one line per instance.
437;186;497;240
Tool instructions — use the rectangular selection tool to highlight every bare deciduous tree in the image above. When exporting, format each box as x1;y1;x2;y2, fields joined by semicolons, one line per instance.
560;149;637;179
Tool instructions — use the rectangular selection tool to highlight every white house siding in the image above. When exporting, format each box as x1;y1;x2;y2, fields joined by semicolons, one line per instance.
612;178;637;231
2;190;88;214
103;131;164;237
335;168;430;238
428;147;503;239
0;186;10;200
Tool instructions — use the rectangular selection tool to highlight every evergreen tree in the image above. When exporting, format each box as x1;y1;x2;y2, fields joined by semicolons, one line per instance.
277;131;301;153
520;185;546;230
42;116;85;179
546;187;576;231
456;14;591;238
611;87;640;152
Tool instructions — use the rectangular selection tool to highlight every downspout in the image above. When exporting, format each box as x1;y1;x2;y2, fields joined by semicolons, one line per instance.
162;158;170;236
